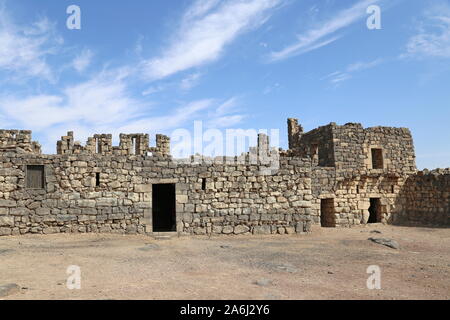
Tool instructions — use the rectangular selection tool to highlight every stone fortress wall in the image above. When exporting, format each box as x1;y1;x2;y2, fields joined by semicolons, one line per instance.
0;118;448;237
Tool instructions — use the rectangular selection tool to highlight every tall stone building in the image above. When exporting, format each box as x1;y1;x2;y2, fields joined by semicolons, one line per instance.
0;119;448;237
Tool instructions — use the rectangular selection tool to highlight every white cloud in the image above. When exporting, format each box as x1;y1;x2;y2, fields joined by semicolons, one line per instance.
142;85;166;96
0;75;145;131
404;3;450;59
0;8;61;80
206;96;246;128
72;49;94;73
322;58;383;85
269;0;380;62
142;0;281;80
215;97;240;116
180;72;202;91
206;114;246;128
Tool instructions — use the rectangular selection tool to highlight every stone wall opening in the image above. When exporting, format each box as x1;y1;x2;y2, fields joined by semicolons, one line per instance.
368;198;382;223
152;184;176;232
371;148;384;169
202;178;206;191
320;199;335;227
96;173;100;187
26;165;45;189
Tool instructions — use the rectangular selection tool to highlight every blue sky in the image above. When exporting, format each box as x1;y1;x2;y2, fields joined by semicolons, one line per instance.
0;0;449;169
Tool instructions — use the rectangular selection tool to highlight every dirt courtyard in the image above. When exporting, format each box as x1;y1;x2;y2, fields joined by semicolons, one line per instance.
0;224;449;300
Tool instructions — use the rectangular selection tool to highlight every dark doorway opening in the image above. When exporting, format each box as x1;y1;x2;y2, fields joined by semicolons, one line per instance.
368;198;381;223
320;199;336;227
152;184;176;232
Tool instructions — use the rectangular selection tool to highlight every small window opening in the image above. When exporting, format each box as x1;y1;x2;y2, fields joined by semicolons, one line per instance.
371;148;384;169
391;185;395;194
202;178;207;191
96;138;101;154
96;173;100;187
132;137;137;155
26;165;45;189
311;144;318;156
356;185;360;194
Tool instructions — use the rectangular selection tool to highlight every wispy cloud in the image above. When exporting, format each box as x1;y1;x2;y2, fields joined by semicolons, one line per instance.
0;7;62;81
403;2;450;59
142;0;281;80
269;0;380;62
205;96;246;128
180;72;202;91
0;71;146;132
322;58;383;84
72;49;94;73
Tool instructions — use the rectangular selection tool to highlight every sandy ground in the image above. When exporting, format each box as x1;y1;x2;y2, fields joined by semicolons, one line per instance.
0;224;449;300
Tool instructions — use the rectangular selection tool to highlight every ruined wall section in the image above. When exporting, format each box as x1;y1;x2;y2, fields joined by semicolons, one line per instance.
0;152;312;237
57;132;170;157
331;124;416;173
361;127;416;174
393;169;450;226
0;130;41;154
307;123;417;227
297;124;335;167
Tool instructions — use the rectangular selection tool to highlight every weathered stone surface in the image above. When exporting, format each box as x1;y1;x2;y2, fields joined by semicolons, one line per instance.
234;225;250;234
43;227;60;235
222;226;234;234
253;225;271;235
0;200;16;208
0;217;14;227
134;184;152;193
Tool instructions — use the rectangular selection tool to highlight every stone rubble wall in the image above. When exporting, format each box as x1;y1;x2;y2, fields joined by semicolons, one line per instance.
57;132;170;157
393;169;450;226
310;167;407;227
0;130;41;154
0;118;447;237
0;152;313;237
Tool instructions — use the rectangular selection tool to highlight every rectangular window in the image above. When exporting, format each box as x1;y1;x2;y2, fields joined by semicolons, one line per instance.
96;173;101;187
371;148;384;169
26;165;45;189
202;178;207;191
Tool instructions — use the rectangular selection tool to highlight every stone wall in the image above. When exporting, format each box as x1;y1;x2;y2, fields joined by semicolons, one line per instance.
0;117;447;237
0;150;313;237
393;169;450;226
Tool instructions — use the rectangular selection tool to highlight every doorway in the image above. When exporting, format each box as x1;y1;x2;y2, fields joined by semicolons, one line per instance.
320;199;336;227
368;198;381;223
152;184;176;232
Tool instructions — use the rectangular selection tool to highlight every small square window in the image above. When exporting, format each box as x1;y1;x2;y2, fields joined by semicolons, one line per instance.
26;165;45;189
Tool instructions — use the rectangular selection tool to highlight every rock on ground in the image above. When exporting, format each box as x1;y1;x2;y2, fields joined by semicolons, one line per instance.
368;238;400;249
0;284;20;298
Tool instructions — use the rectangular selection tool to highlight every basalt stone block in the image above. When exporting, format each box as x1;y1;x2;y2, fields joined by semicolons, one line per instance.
222;226;233;234
0;200;16;208
234;225;250;234
36;208;51;216
0;227;12;236
0;217;14;227
10;208;31;216
252;225;271;235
